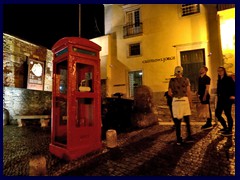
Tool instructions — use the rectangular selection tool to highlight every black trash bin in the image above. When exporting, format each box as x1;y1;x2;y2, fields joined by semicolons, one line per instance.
101;97;134;139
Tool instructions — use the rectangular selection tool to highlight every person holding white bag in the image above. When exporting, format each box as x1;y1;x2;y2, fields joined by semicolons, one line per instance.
168;66;194;145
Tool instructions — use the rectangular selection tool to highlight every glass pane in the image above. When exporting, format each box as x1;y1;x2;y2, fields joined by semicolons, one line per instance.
128;70;142;97
76;63;94;92
54;97;67;144
56;97;67;125
56;60;68;94
76;98;94;127
182;4;200;16
59;69;67;94
130;43;140;56
134;10;140;26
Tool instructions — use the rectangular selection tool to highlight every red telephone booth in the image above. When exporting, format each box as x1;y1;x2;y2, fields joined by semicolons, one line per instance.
49;37;102;161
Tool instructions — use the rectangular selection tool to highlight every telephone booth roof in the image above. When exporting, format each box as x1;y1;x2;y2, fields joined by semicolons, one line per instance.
52;37;101;53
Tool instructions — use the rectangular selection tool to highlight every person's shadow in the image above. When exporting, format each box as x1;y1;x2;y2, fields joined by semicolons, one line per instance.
192;135;234;176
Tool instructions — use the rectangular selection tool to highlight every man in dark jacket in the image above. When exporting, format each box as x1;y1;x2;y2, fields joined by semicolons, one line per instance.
197;66;212;130
215;66;235;136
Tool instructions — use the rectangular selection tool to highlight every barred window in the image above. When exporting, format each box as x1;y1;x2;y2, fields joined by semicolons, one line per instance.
129;43;140;56
181;4;200;16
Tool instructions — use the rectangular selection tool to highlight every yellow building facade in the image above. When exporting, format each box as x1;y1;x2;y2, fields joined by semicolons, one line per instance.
92;4;235;104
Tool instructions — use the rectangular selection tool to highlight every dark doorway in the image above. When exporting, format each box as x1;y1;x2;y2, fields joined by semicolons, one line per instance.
180;49;205;92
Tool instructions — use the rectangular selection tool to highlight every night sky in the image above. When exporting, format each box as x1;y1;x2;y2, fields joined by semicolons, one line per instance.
3;4;104;49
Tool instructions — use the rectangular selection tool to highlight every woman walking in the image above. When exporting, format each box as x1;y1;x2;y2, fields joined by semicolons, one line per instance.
215;66;235;136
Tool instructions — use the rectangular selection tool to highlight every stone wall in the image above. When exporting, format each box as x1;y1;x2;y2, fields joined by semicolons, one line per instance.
3;33;53;91
3;33;53;125
3;87;52;125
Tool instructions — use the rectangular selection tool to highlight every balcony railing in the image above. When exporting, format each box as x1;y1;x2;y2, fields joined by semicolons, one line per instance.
123;23;143;38
217;4;235;11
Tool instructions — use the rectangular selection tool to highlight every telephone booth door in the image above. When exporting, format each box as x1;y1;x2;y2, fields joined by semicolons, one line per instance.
49;37;102;161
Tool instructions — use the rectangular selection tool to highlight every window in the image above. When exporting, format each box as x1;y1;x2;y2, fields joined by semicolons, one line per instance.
181;4;200;16
126;9;140;26
128;70;142;97
129;43;140;56
217;4;235;11
123;7;142;38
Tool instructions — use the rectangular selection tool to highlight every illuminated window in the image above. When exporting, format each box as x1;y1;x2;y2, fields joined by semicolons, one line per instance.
181;4;200;16
129;43;140;56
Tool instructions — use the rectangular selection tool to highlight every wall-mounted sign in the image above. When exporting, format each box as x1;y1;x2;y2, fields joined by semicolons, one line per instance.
27;59;44;90
142;56;175;63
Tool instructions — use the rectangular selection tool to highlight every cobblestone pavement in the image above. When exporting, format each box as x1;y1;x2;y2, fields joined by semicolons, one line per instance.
3;118;235;176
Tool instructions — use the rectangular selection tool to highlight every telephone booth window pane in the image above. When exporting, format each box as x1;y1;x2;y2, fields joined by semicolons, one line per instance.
56;61;68;94
59;69;67;94
77;63;94;92
54;97;67;145
56;97;67;125
76;98;94;127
